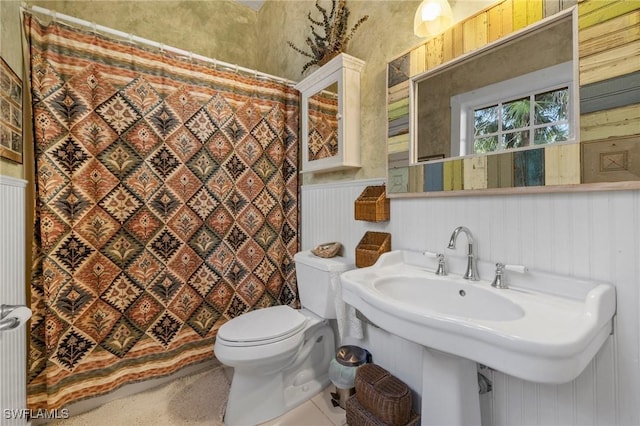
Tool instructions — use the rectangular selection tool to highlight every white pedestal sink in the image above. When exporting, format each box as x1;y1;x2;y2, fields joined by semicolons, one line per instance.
340;250;616;426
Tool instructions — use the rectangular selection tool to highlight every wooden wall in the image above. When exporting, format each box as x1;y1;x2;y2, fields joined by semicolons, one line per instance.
579;1;640;182
387;0;640;193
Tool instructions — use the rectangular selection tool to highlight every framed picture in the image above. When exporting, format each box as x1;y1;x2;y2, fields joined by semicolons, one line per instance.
0;57;22;164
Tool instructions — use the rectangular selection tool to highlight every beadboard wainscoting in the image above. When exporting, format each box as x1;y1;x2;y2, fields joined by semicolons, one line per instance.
301;178;387;256
301;179;640;426
0;176;28;426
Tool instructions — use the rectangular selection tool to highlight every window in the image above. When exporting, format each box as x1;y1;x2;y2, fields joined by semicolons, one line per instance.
473;86;569;154
451;61;574;157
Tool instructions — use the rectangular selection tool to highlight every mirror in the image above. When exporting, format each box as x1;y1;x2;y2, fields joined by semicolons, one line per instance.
307;83;339;162
413;15;575;162
383;2;640;196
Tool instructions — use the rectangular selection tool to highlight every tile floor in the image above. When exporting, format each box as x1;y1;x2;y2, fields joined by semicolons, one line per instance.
261;386;347;426
46;362;346;426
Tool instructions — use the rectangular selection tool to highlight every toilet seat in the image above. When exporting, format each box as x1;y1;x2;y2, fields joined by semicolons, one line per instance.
217;305;308;347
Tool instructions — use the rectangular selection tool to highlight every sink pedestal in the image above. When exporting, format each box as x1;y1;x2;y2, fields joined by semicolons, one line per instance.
421;348;481;426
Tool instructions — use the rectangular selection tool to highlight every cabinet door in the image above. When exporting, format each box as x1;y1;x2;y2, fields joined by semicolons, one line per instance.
296;53;364;173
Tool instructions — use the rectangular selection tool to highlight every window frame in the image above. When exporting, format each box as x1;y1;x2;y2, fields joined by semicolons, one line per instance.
451;61;575;157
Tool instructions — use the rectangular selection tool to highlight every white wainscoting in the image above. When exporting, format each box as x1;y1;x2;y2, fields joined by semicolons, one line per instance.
0;176;28;426
300;178;387;256
301;179;640;426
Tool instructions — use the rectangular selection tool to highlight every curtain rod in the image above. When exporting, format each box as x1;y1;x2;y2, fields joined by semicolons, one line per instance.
21;3;298;87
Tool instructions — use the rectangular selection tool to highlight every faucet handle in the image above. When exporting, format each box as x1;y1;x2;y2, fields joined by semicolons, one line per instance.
422;250;439;258
504;264;527;274
422;251;447;276
492;263;507;289
492;263;527;289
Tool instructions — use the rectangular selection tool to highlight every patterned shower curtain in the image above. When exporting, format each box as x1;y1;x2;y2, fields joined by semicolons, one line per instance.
25;14;299;410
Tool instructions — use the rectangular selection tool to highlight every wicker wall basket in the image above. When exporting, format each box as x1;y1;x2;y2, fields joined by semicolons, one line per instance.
355;232;391;268
354;186;390;222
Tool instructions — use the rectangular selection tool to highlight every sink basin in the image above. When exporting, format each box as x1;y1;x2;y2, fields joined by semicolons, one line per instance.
340;250;616;385
374;276;525;321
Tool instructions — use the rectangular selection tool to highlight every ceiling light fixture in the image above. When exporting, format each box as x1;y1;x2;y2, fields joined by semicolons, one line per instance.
414;0;453;38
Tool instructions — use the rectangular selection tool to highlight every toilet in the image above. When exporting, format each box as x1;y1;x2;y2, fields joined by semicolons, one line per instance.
214;250;354;426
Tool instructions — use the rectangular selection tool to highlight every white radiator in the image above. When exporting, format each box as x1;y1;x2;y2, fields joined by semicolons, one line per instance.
0;176;28;426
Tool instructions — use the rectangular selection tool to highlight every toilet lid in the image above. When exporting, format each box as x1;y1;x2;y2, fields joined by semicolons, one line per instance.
217;305;307;345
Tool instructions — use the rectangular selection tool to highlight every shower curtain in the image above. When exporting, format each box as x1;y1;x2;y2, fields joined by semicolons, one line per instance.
24;14;299;410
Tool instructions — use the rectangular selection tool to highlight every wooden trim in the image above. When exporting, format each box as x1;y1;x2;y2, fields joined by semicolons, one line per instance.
579;42;640;86
388;180;640;199
578;9;640;57
578;0;640;30
580;104;640;142
580;71;640;113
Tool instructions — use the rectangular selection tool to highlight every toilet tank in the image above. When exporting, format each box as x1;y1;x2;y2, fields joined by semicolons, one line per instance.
294;251;354;319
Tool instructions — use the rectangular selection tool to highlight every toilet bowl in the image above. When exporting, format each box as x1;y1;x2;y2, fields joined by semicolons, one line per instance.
214;251;354;426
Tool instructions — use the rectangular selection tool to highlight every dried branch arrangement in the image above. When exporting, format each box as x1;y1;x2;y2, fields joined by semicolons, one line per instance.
288;0;369;74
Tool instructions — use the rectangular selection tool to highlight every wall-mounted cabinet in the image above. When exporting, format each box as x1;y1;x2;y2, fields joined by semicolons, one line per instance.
295;53;365;173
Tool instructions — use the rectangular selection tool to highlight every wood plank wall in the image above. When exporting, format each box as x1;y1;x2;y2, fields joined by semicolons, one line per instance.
579;0;640;182
387;0;640;192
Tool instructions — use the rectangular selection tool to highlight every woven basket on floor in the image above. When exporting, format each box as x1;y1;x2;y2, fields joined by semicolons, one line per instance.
354;363;413;425
346;394;420;426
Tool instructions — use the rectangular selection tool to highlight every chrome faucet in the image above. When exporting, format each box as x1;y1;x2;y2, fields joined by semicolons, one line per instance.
447;226;479;280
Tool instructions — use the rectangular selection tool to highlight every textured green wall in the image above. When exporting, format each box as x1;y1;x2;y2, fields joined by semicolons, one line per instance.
27;0;260;69
1;0;457;184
